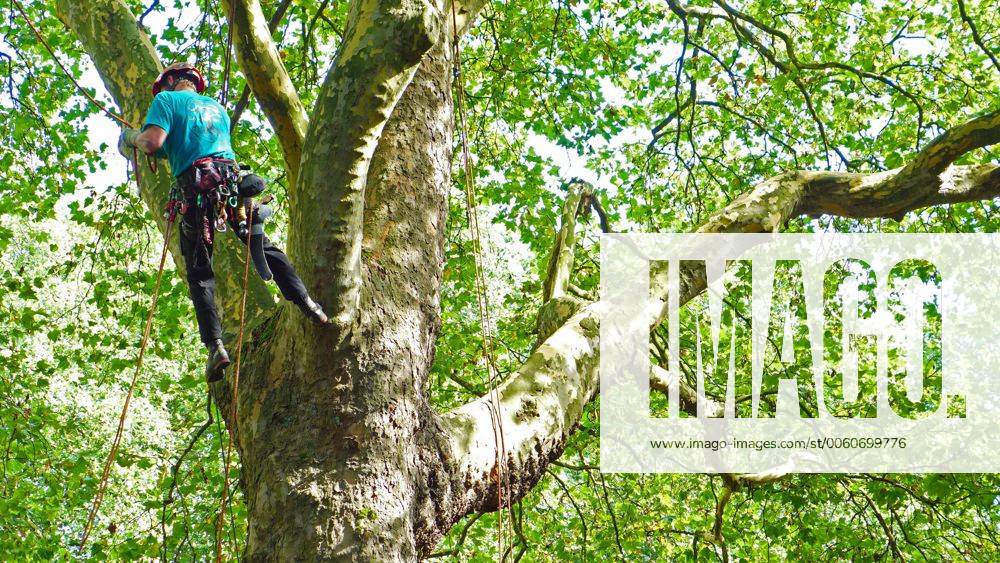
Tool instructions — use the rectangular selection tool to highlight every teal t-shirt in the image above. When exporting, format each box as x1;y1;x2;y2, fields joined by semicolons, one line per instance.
142;90;236;176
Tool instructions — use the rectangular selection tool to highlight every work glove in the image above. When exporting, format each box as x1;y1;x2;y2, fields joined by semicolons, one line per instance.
117;128;141;158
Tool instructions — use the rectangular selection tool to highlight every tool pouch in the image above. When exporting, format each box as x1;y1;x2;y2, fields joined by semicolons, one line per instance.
237;173;266;198
192;157;224;193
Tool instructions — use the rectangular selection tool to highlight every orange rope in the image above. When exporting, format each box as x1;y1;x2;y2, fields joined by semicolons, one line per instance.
80;215;176;549
8;0;178;551
213;14;243;556
214;202;255;562
11;0;131;127
10;0;155;182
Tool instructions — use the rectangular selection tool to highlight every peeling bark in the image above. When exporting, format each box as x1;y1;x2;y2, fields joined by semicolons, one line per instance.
58;0;1000;559
235;17;458;560
443;111;1000;528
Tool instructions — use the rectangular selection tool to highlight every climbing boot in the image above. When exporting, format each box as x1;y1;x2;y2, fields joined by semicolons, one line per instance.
206;339;230;383
298;297;329;325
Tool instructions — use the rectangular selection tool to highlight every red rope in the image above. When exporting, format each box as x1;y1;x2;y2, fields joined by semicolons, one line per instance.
8;0;177;551
12;0;156;183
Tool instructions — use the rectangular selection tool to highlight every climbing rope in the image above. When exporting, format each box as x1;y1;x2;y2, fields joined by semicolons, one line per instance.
11;0;129;126
450;2;514;558
209;9;246;560
214;201;255;562
220;0;235;107
80;204;179;548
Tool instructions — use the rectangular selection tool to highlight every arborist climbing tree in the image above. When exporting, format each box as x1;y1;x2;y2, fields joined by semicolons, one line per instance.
5;0;1000;560
119;63;329;381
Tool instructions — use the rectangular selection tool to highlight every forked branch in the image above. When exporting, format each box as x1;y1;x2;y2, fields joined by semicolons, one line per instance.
290;0;443;335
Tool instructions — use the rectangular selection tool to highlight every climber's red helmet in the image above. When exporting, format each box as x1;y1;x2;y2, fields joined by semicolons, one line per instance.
151;62;207;96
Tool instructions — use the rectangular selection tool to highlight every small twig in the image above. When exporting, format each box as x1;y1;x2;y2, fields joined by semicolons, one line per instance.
138;0;161;29
597;470;625;558
426;512;484;558
551;459;599;471
547;469;588;559
160;394;214;561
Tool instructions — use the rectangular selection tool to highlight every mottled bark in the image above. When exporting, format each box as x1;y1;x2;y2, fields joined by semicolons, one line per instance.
289;0;443;340
221;0;308;186
234;18;457;561
542;181;590;302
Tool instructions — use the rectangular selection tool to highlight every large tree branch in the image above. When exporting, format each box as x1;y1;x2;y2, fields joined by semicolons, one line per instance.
542;180;592;302
288;0;442;335
221;0;308;186
440;109;1000;518
228;0;294;133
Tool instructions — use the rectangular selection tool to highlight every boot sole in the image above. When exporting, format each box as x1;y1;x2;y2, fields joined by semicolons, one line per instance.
207;359;231;383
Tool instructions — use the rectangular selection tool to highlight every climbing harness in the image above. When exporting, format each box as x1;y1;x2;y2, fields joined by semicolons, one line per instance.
451;1;514;558
173;156;263;562
178;158;273;280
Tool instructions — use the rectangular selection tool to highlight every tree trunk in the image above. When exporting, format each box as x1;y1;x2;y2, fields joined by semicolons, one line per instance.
235;26;456;560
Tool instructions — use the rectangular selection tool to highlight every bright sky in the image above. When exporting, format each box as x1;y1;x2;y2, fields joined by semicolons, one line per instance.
15;0;945;202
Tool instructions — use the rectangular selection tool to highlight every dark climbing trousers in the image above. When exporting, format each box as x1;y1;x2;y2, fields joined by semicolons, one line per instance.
178;183;309;344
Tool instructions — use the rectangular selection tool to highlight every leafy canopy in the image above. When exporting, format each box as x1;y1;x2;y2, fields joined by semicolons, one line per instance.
0;0;998;559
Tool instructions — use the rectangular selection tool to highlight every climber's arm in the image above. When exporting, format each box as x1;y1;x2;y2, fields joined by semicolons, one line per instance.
121;93;170;157
118;125;166;158
134;126;166;154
